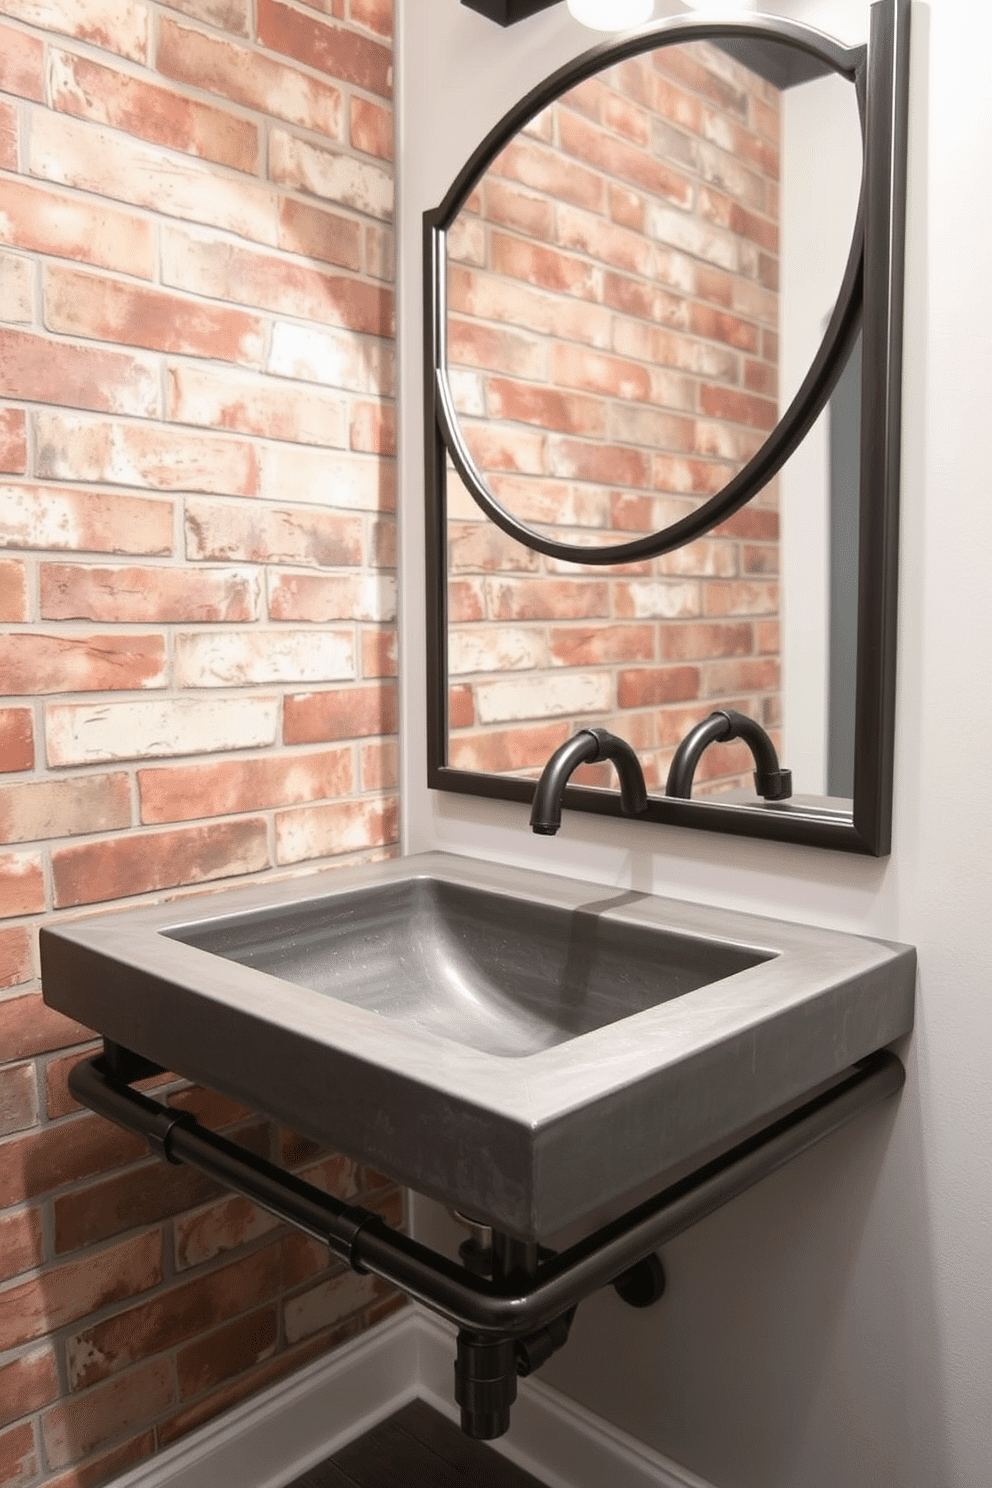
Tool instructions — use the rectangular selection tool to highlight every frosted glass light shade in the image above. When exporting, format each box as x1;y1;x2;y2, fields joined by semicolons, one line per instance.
566;0;653;29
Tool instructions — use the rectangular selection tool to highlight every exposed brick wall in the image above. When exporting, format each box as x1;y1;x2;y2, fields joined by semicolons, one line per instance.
0;1;401;1483
445;42;781;795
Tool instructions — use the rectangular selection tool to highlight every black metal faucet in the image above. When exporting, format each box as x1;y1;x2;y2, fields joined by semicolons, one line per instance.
530;728;649;836
665;709;792;802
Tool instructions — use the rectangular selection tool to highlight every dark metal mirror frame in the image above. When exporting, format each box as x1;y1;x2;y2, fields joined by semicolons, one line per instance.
425;0;909;855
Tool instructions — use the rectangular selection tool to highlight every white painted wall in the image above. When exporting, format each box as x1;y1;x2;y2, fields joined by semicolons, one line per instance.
780;71;862;790
396;2;992;1484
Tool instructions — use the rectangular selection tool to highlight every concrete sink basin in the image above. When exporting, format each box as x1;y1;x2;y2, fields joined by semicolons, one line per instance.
40;852;915;1241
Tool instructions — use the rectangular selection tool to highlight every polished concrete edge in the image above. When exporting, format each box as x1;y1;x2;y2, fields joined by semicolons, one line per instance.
102;1306;714;1488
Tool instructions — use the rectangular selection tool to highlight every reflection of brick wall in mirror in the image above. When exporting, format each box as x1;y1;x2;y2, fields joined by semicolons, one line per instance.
445;42;781;797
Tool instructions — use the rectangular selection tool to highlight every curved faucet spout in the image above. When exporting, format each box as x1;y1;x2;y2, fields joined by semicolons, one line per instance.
665;709;792;802
530;728;648;836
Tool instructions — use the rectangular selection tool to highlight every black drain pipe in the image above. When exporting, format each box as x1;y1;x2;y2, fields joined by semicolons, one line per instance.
69;1048;904;1437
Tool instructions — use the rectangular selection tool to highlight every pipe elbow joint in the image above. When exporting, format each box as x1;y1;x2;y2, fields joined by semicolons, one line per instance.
530;728;648;835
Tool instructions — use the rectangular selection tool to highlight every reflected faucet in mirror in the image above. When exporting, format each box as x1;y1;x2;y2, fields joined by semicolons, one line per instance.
530;727;648;835
665;708;791;802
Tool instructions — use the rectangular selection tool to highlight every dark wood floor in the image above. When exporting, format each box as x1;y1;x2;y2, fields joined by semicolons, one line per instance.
287;1400;550;1488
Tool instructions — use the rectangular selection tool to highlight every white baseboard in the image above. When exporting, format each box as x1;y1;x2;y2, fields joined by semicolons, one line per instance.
111;1306;715;1488
110;1308;418;1488
415;1311;716;1488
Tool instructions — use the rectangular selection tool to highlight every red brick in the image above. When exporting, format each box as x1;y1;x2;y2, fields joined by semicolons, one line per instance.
700;384;777;432
283;684;397;743
66;1243;283;1391
28;112;277;247
42;1359;175;1471
703;580;779;617
1;482;173;555
0;774;131;845
45;1045;101;1119
0;409;27;474
283;1266;392;1346
547;438;651;489
0;634;165;695
0;1422;37;1485
350;96;393;161
550;626;654;666
0;559;26;623
52;819;269;908
0;1348;58;1431
156;18;342;139
351;400;395;455
166;364;347;448
486;578;608;621
479;179;553;241
54;1158;225;1254
185;500;362;568
688;303;759;353
550;344;652;403
0;1061;36;1137
0;331;158;418
0;19;44;99
703;657;780;696
662;622;754;661
558;109;691;206
35;417;258;500
742;543;778;575
490;231;600;301
486;378;604;439
618;667;700;709
0;1208;43;1285
44;266;266;366
0;851;44;918
0;180;155;277
40;565;257;624
278;196;361;270
257;0;392;98
712;506;779;541
0;926;32;989
174;628;354;688
360;738;397;791
268;572;395;624
447;319;545;381
0;98;14;169
138;748;353;824
49;49;258;172
362;629;396;678
0;1112;148;1210
350;0;392;36
43;1432;156;1488
448;685;474;730
176;1306;279;1400
162;228;393;338
491;137;604;215
0;1231;162;1355
275;796;397;864
448;722;570;775
0;993;96;1064
0;0;148;63
174;1195;281;1272
159;0;251;34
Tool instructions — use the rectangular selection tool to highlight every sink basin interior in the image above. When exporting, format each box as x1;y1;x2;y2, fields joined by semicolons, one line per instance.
167;877;774;1059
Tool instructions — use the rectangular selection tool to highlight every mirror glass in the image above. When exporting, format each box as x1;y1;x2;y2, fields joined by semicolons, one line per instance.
441;37;864;806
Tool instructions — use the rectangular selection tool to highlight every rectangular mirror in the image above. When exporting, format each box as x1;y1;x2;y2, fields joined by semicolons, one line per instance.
425;0;909;854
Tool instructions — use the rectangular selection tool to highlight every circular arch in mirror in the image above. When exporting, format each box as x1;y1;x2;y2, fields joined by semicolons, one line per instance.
427;13;867;566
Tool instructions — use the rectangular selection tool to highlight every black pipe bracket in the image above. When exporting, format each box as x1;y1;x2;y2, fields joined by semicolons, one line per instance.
69;1045;905;1437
